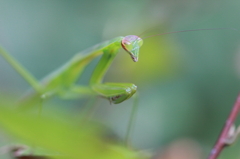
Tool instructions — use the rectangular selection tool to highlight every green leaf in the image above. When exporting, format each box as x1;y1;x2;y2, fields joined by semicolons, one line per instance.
0;104;144;159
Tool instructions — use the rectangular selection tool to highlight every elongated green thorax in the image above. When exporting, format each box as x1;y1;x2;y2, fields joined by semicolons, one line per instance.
121;35;143;62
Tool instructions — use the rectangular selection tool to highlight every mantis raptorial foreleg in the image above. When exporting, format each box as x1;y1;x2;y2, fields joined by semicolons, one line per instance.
89;44;137;104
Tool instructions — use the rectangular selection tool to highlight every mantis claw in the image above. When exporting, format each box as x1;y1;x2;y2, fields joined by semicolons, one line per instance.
111;95;123;101
110;85;137;104
92;83;137;104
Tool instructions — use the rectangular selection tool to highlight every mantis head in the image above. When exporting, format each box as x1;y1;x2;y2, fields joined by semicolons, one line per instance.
121;35;143;62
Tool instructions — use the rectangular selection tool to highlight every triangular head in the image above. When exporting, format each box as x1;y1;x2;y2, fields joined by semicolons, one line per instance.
121;35;143;62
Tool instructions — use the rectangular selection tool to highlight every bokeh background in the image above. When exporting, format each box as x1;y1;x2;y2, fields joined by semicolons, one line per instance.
1;0;240;158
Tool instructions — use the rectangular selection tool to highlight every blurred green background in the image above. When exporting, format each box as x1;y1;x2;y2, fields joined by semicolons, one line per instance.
1;0;240;158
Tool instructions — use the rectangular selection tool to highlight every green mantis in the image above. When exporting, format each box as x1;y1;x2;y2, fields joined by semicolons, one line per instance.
0;35;143;108
0;28;235;108
0;28;238;149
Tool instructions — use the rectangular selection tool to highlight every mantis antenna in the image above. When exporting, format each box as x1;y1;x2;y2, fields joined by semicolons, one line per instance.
141;28;239;39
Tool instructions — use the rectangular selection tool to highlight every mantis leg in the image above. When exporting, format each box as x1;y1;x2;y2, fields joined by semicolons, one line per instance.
124;92;139;147
58;85;95;99
0;46;43;93
90;47;137;104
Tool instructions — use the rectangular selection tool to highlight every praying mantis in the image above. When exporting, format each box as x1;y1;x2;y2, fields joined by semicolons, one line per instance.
0;35;143;108
0;28;238;147
0;28;235;108
0;35;144;147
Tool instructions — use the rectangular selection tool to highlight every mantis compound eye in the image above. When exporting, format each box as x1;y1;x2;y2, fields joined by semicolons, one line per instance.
137;38;143;47
122;41;133;51
123;41;131;45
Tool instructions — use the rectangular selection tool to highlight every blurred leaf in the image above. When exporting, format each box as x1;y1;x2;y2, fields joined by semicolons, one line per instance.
16;156;49;159
0;103;146;159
